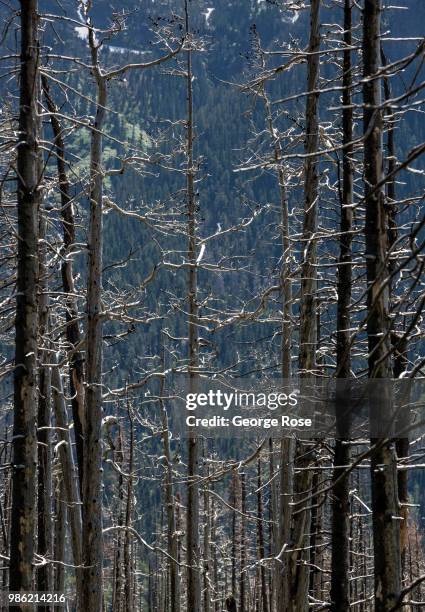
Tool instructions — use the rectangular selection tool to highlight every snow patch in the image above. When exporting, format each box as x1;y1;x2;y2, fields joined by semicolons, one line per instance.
75;25;88;41
203;7;215;26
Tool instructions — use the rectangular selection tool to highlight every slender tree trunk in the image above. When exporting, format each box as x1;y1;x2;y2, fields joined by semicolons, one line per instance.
112;428;125;612
260;45;295;612
123;407;135;612
330;2;353;609
363;1;401;609
380;46;410;580
80;26;106;612
185;2;201;609
10;0;40;600
257;459;268;612
51;365;83;596
37;207;53;609
41;76;85;494
239;473;247;612
286;3;321;610
298;0;320;376
53;476;66;612
160;360;180;612
203;468;211;612
231;472;238;600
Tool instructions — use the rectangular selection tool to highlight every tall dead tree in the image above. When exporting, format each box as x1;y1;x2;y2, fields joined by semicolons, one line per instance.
41;76;85;493
37;204;53;606
286;2;321;610
184;1;201;609
363;0;401;609
330;1;354;609
381;46;410;576
298;4;320;376
80;23;107;611
9;0;41;596
51;364;83;597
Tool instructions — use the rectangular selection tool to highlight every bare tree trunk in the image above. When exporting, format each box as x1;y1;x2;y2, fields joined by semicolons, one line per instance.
185;2;201;609
10;0;40;599
203;469;211;612
37;207;53;609
257;459;268;612
41;76;85;494
231;472;238;601
226;595;237;612
53;476;66;612
160;357;180;612
298;0;320;376
112;427;125;612
123;406;135;612
80;25;107;612
51;365;83;596
330;2;353;609
239;473;247;612
286;2;321;610
363;1;401;609
380;46;410;580
259;38;296;612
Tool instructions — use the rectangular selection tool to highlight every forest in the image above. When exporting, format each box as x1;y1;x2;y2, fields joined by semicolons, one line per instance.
0;0;425;610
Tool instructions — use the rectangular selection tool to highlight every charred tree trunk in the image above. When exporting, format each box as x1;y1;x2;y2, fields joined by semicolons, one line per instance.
10;0;41;599
286;2;321;610
231;473;238;600
239;473;247;612
51;364;83;596
330;1;354;609
185;2;201;610
161;394;180;612
363;1;401;609
257;459;268;612
53;476;66;612
381;46;410;579
80;25;106;612
37;207;53;609
41;76;85;494
123;407;135;612
298;1;320;376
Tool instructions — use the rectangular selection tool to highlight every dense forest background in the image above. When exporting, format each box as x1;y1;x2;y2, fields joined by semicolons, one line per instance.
0;0;425;610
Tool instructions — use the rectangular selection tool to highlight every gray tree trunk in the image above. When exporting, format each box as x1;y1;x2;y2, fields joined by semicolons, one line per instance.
53;476;66;612
51;365;83;597
37;207;53;609
80;26;107;612
185;2;201;610
285;2;321;610
330;1;353;609
10;0;41;599
363;1;401;609
160;361;180;612
41;76;85;494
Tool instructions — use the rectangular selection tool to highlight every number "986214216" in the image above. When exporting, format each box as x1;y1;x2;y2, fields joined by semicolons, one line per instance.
0;592;66;607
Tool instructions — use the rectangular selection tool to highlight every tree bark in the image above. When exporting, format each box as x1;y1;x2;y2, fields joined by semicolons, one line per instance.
41;75;85;495
257;459;268;612
298;0;320;376
51;364;83;597
185;2;201;610
159;357;180;612
123;408;135;612
10;0;40;601
53;476;66;612
239;473;247;612
80;25;106;612
286;2;321;610
330;1;353;609
37;207;53;610
363;1;401;609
